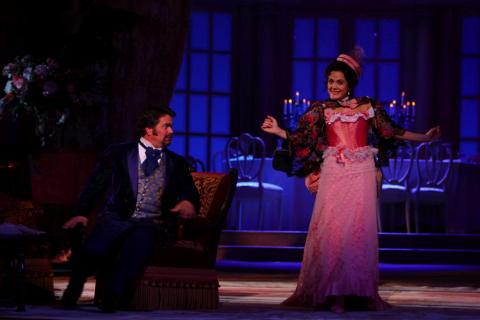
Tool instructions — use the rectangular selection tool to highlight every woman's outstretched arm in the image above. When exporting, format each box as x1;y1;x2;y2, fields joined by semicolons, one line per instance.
395;126;441;142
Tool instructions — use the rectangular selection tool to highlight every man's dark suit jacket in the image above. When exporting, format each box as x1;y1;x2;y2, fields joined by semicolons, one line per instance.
73;142;200;221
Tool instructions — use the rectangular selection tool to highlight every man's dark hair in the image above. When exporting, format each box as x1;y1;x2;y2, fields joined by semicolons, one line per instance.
325;60;359;98
136;106;176;138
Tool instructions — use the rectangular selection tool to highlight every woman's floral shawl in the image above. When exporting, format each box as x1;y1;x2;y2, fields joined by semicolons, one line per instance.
285;96;406;176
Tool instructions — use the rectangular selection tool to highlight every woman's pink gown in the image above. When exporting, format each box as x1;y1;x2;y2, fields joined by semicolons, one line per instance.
283;105;389;310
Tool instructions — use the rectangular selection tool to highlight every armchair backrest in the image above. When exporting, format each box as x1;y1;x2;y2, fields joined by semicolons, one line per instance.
191;169;238;224
189;169;238;267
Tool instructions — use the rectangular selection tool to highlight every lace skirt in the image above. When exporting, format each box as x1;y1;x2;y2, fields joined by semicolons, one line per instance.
283;146;388;310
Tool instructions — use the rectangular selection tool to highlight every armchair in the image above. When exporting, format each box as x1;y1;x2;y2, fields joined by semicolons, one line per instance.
94;169;237;310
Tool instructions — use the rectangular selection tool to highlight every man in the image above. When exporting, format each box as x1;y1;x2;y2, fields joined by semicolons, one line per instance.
61;107;199;312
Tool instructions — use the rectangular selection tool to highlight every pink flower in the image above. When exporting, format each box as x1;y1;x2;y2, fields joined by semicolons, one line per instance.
380;128;392;137
12;75;26;89
324;108;333;120
296;149;310;158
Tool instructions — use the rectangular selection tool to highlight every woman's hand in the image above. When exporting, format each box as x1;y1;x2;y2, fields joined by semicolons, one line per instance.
425;126;441;142
261;115;287;139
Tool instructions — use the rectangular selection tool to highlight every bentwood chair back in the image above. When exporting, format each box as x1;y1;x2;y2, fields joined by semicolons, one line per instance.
225;133;283;230
226;133;265;184
412;141;453;233
379;141;415;232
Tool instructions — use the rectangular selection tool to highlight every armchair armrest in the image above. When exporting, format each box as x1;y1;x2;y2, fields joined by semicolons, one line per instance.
177;216;219;241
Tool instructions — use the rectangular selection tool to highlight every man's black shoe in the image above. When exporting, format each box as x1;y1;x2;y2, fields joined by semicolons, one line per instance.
60;286;81;310
60;275;85;310
59;297;78;310
98;293;120;313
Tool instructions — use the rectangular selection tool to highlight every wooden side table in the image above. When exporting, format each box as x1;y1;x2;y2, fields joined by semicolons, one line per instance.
0;225;48;312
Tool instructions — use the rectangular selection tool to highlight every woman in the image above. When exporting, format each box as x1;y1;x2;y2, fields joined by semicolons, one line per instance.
261;53;440;313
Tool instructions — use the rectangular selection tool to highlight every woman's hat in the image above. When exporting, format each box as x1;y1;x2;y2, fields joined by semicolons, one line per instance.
336;54;362;77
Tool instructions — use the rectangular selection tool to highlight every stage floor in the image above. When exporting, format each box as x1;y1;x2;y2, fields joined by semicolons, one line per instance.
1;264;480;319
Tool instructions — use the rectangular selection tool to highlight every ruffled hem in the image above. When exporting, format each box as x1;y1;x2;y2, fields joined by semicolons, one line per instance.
282;292;391;311
325;107;374;125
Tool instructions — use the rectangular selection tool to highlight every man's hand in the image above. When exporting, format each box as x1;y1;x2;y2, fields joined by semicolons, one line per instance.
170;200;197;218
62;216;88;229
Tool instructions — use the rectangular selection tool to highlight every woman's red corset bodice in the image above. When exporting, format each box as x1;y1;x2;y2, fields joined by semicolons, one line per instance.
326;118;369;149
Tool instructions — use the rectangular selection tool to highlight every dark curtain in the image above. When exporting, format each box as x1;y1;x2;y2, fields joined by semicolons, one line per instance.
0;0;191;201
0;0;191;148
103;0;191;143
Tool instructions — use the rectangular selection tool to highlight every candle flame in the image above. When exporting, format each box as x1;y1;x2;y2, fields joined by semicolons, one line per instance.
401;91;405;96
393;100;397;104
288;99;292;103
412;102;416;106
403;105;406;109
296;92;300;96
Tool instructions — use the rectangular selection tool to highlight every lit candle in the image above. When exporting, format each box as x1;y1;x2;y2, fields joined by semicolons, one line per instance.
412;101;416;117
295;91;300;104
288;99;293;114
302;98;307;112
401;91;405;107
406;101;411;117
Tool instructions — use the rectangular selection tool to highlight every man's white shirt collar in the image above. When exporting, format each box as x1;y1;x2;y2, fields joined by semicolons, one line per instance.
138;137;163;164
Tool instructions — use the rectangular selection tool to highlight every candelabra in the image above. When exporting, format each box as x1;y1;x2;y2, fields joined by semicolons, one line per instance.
386;91;416;130
282;91;311;130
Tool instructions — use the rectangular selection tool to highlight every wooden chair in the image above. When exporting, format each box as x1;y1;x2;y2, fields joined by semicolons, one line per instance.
94;169;237;310
411;142;453;233
378;142;415;233
226;133;283;230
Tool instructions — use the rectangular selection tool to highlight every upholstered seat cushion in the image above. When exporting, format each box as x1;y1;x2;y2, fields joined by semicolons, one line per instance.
236;181;284;192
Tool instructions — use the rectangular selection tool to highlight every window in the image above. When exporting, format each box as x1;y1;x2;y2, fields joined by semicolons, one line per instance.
459;17;480;157
291;17;401;105
170;11;232;170
292;18;339;100
355;18;400;104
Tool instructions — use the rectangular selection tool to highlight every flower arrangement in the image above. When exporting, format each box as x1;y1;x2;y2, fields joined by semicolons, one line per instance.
0;55;97;148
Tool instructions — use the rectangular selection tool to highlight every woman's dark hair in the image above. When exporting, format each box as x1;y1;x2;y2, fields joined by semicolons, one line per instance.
136;106;176;138
325;60;359;98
